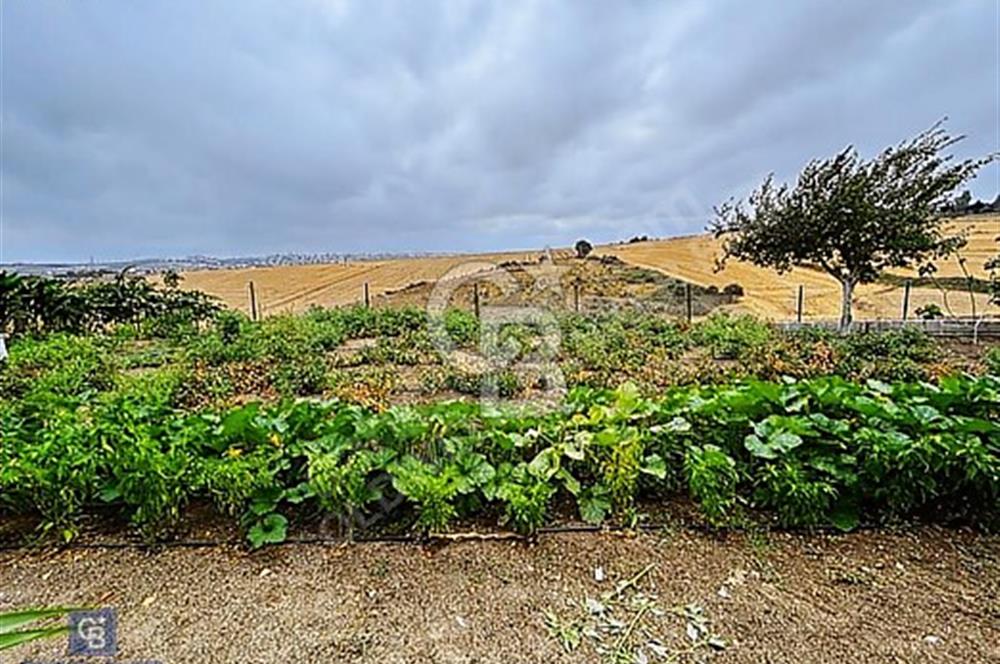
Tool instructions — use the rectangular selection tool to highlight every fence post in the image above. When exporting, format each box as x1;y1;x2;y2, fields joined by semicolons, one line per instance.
363;282;370;309
573;281;580;313
247;281;258;321
796;284;804;323
902;279;912;321
473;282;480;319
685;283;693;323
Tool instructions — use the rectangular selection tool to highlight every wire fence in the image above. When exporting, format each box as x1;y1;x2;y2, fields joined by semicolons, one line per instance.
776;316;1000;341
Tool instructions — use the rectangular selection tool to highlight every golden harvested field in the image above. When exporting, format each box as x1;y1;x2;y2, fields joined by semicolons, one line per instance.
180;250;571;316
182;217;998;320
606;217;999;320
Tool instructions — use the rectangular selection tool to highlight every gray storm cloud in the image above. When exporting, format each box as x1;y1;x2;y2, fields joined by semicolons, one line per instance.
2;0;996;262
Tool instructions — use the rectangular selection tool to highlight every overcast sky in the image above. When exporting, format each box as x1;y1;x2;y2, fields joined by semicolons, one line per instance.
2;0;997;263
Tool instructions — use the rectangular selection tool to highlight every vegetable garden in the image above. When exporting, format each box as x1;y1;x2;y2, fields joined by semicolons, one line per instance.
1;287;997;548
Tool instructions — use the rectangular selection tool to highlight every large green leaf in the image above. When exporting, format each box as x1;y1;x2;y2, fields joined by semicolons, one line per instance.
640;454;667;480
830;501;860;532
744;429;803;459
578;488;611;525
247;513;288;549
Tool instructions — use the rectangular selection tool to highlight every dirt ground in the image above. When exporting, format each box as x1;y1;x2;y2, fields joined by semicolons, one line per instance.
1;527;997;663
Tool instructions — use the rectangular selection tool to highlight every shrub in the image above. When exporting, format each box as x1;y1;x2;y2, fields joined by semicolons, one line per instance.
983;346;1000;376
691;313;773;359
685;445;739;526
722;283;744;297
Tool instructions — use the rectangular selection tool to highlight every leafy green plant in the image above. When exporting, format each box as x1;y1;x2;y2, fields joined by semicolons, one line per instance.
247;512;288;549
755;461;837;526
488;463;555;535
685;445;739;525
308;444;395;538
984;346;1000;376
691;313;772;359
389;451;494;532
442;309;479;347
0;607;89;651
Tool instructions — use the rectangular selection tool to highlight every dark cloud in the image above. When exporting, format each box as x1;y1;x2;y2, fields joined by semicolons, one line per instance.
2;0;996;262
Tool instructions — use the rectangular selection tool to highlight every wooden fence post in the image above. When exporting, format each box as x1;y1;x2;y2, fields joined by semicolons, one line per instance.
473;282;480;319
902;279;912;321
573;281;580;313
247;281;258;321
685;283;693;323
363;282;370;309
796;284;804;323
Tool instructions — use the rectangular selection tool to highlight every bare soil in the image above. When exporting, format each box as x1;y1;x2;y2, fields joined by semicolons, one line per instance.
2;528;997;663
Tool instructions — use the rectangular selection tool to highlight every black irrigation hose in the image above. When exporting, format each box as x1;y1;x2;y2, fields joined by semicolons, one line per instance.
0;520;906;553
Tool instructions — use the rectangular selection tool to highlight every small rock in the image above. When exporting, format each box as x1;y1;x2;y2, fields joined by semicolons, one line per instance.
594;566;605;582
456;616;468;628
924;635;942;646
717;586;731;599
259;568;272;578
708;636;728;651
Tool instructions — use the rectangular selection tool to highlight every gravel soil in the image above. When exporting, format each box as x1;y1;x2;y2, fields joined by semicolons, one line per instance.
1;528;997;663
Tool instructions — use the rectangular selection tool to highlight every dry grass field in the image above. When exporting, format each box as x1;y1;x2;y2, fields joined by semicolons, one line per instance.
179;250;569;316
607;216;999;320
181;217;998;321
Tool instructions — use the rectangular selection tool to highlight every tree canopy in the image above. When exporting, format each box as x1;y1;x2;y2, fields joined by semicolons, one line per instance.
710;121;995;327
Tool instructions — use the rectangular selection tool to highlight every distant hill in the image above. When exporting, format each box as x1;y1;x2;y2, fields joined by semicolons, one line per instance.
176;216;998;321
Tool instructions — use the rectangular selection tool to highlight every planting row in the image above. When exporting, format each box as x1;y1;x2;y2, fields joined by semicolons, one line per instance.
3;305;990;416
2;373;997;546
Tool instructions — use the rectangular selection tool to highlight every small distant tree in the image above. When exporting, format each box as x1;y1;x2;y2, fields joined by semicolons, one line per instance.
162;269;182;289
711;121;995;329
916;303;944;320
574;239;593;259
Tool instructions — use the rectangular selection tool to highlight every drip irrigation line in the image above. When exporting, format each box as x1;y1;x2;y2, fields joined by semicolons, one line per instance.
0;520;902;553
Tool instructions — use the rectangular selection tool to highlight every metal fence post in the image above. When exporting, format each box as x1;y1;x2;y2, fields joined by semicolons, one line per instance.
902;279;911;321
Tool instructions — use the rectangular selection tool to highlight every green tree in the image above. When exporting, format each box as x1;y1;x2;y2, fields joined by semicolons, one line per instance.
162;269;182;289
574;239;593;259
711;122;995;329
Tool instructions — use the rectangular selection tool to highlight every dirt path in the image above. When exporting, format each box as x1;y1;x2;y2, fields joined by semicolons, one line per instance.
2;528;997;663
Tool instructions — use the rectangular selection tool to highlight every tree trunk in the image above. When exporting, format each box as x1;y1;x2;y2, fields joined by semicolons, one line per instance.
839;279;855;331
